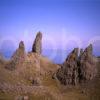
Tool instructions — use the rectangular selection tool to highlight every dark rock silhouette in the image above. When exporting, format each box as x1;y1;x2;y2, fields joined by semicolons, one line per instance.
32;32;42;54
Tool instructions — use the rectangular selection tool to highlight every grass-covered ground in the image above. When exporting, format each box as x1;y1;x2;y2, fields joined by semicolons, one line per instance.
0;55;100;100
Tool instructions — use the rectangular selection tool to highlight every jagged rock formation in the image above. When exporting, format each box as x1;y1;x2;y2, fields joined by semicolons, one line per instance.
56;44;97;85
56;48;79;85
79;44;97;82
5;41;25;70
32;32;42;54
0;33;100;100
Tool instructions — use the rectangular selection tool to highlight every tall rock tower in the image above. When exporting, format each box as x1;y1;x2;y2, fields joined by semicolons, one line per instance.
79;44;97;81
32;32;42;54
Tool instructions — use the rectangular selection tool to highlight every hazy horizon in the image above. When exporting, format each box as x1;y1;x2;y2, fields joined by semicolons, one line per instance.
0;0;100;63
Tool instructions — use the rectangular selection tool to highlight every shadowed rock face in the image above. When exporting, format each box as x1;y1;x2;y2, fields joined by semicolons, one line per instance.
56;44;97;85
79;44;97;82
56;48;79;85
32;32;42;54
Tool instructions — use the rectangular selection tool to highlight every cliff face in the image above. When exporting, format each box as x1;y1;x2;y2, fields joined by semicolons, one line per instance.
56;44;97;85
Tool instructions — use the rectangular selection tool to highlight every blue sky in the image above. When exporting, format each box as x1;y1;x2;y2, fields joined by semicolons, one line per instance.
0;0;100;63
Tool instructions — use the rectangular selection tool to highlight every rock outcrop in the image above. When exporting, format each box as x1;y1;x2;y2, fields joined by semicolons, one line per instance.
56;48;79;85
5;41;25;70
79;44;97;82
12;41;25;59
56;44;97;85
0;53;5;65
32;32;42;54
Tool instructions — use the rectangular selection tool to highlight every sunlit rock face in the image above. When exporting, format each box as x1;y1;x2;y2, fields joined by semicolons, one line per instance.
32;32;42;54
56;48;79;85
79;44;97;82
5;41;26;70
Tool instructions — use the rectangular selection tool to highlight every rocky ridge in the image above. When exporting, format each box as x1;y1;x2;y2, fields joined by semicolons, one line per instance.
0;32;99;100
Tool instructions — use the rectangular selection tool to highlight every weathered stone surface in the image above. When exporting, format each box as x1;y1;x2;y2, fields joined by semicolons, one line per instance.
56;48;79;85
12;41;25;60
56;44;97;85
32;32;42;54
79;44;97;82
5;41;25;70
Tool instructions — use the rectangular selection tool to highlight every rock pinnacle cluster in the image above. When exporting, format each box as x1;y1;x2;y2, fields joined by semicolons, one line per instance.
2;32;97;86
56;44;97;85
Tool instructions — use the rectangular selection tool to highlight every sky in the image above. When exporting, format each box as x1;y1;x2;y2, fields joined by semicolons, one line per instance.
0;0;100;63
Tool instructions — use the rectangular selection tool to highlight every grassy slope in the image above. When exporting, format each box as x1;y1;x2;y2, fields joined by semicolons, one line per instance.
0;55;100;100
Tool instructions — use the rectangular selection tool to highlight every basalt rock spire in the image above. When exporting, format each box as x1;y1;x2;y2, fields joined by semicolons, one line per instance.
32;32;42;54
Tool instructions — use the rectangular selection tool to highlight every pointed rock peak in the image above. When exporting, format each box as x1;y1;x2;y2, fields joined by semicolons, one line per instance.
73;48;79;55
36;31;42;39
66;48;79;61
56;48;79;85
32;32;42;54
19;41;25;50
11;41;25;59
85;44;93;55
7;41;25;70
79;44;97;81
